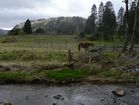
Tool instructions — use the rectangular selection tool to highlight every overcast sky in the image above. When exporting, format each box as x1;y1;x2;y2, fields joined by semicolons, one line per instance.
0;0;124;29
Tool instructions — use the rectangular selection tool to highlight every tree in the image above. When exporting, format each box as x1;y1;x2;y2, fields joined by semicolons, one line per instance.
8;29;21;35
97;2;104;35
121;0;139;54
84;4;97;39
122;0;130;53
102;1;117;40
129;0;139;55
35;27;45;34
117;7;125;36
23;19;32;34
117;7;124;26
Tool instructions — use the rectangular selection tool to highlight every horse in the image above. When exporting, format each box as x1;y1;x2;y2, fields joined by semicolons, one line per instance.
78;42;94;53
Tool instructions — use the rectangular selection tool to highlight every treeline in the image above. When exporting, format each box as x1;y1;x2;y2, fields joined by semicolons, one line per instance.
8;17;86;35
8;19;32;35
82;1;139;41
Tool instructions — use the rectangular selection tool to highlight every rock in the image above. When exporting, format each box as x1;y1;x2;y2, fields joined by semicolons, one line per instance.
25;96;30;100
3;101;12;105
100;99;105;102
44;95;48;98
136;82;139;87
130;90;135;93
61;98;64;100
112;88;126;97
53;95;62;100
53;103;57;105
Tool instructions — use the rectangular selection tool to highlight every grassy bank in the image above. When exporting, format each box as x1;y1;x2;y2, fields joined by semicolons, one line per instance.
0;67;138;84
0;69;89;84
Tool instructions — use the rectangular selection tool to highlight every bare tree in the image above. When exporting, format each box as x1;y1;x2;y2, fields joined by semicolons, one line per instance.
122;0;130;53
128;0;139;55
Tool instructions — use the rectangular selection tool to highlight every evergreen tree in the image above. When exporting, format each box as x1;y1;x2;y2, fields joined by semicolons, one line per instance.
117;7;125;36
102;1;117;40
35;27;45;34
23;19;32;34
84;4;97;39
97;2;104;33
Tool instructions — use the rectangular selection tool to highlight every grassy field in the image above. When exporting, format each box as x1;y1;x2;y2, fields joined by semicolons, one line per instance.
0;35;79;63
0;35;120;63
0;35;128;63
0;35;138;84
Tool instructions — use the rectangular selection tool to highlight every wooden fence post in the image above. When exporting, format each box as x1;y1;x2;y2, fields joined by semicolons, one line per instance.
68;49;72;64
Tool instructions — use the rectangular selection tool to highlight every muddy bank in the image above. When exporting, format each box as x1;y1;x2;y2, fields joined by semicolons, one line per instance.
0;84;139;105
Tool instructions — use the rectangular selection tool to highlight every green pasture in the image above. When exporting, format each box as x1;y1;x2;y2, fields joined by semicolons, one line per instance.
0;35;138;63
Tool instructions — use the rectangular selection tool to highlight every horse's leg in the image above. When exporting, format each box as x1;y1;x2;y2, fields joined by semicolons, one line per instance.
85;48;87;54
78;48;81;57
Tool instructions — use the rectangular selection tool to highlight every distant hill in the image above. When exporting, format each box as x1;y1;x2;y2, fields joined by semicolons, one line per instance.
13;16;86;35
0;29;8;35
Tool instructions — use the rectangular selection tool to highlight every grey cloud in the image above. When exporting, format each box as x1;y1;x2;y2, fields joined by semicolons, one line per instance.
0;0;52;28
0;0;51;9
0;0;124;29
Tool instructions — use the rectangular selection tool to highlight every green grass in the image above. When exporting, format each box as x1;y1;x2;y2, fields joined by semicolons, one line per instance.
43;69;89;80
0;35;139;84
0;50;68;62
0;35;79;62
95;69;139;80
0;68;138;84
0;35;138;63
0;35;78;50
0;72;30;83
97;70;123;79
0;69;89;83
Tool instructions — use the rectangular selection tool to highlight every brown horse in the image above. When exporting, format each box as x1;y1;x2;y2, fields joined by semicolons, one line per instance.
78;42;94;52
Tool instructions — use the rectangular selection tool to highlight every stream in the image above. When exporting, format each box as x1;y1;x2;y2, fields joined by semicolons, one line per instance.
0;84;138;105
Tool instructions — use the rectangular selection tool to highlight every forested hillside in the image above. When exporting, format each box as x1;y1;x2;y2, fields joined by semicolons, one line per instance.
12;17;86;35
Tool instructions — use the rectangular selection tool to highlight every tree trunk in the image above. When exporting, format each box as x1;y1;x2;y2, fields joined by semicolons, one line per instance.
128;1;139;55
122;0;130;53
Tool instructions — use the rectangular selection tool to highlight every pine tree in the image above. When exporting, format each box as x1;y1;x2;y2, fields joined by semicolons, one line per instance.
97;2;104;38
102;1;117;40
84;4;97;39
23;19;32;34
117;7;125;36
91;4;97;38
117;7;124;26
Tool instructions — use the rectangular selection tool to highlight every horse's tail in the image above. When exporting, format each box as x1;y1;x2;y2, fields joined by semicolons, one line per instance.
78;44;80;51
